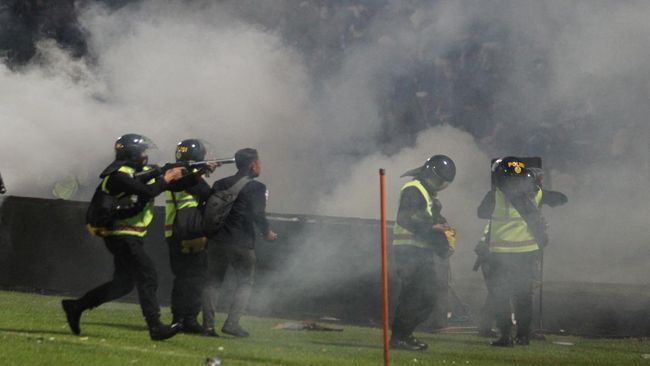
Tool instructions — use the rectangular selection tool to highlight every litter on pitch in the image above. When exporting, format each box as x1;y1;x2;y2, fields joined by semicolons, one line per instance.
273;321;343;332
553;341;575;346
205;356;222;366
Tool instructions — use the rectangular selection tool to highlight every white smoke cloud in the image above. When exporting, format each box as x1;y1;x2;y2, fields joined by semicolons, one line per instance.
1;0;648;285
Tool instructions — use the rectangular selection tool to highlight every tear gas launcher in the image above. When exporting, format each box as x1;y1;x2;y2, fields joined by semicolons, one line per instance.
134;158;236;181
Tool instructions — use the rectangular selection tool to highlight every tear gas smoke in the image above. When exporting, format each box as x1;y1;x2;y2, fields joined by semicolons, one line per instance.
0;0;648;287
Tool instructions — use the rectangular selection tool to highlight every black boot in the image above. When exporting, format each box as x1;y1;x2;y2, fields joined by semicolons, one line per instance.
389;334;428;351
62;299;83;335
221;322;249;338
491;336;514;347
182;317;204;334
202;327;220;337
149;323;181;341
515;335;530;345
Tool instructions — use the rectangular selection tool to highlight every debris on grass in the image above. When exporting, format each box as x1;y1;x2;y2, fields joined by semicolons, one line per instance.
205;356;222;366
273;321;343;332
641;354;650;359
320;316;341;322
553;341;575;346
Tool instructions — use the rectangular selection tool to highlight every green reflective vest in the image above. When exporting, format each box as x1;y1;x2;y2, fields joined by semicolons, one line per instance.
164;190;199;238
103;166;155;238
488;188;543;253
393;179;435;248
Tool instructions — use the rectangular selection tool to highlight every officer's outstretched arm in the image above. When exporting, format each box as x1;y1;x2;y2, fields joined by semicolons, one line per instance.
541;190;568;207
108;172;168;199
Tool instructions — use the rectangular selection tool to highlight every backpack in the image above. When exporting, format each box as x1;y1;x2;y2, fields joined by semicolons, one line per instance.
86;188;116;237
86;184;143;237
202;176;251;236
169;191;205;240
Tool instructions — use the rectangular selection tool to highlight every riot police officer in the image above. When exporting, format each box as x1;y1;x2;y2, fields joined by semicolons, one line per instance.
479;157;547;346
164;139;217;335
390;155;457;351
62;134;184;341
477;159;566;346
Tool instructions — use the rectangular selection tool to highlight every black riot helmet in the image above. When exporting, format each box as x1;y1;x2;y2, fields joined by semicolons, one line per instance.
114;133;157;169
493;156;534;193
175;139;207;162
402;154;456;191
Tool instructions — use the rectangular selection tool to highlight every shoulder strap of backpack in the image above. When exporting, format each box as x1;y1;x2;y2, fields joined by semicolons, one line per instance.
227;176;252;197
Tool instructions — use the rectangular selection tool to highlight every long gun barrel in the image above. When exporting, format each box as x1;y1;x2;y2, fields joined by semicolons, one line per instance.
134;158;236;181
162;158;236;172
0;171;5;194
182;158;236;169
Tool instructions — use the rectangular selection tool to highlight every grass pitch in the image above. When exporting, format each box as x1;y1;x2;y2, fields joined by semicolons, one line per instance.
0;290;647;366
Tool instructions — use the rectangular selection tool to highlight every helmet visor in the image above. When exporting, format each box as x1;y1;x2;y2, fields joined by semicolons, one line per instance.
137;135;158;151
198;139;214;160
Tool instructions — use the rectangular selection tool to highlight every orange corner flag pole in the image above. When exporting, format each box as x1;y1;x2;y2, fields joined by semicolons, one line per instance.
379;168;390;366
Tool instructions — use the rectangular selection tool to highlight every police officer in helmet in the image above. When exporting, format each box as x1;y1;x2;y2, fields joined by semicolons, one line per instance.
62;134;184;341
164;139;218;335
477;157;566;346
390;155;458;351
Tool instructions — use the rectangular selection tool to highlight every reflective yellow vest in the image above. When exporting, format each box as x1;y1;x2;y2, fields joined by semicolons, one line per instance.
393;180;435;248
488;188;543;253
164;190;199;238
103;166;155;238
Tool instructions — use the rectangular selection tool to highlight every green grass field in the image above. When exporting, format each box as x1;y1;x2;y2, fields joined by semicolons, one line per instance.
0;290;647;366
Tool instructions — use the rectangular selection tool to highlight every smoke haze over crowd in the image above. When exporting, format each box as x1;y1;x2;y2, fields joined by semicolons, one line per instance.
0;0;648;284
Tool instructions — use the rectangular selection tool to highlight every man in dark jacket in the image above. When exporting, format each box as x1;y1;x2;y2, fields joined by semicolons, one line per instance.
202;148;277;337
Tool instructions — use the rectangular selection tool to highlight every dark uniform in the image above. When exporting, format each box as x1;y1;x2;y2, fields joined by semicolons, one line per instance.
62;158;180;341
480;157;557;347
164;172;212;332
390;155;456;351
476;166;567;342
203;160;272;337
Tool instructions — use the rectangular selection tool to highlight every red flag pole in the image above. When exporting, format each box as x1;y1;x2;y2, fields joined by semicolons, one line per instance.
379;168;390;366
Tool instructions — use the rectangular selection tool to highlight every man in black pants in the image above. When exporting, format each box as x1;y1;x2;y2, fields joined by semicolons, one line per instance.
202;148;277;337
164;139;217;334
476;162;566;346
62;134;184;341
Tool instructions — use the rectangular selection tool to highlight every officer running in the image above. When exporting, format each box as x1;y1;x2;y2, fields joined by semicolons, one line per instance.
390;155;457;351
164;139;219;335
62;134;184;341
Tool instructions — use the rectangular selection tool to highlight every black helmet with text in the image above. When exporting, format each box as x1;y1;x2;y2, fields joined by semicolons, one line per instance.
175;139;207;162
492;156;535;194
114;133;157;170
